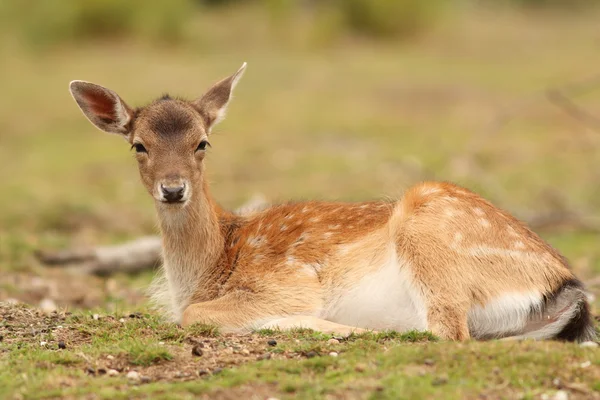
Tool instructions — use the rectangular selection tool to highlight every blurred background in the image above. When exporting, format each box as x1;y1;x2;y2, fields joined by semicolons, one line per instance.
1;0;600;312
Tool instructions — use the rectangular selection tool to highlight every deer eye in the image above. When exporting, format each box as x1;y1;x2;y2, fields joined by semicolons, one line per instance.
196;140;210;152
131;143;147;153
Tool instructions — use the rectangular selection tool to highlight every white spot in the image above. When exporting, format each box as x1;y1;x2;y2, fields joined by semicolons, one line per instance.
478;218;491;228
446;197;459;203
286;256;296;265
348;225;354;229
473;207;485;216
328;224;341;230
507;226;519;237
359;204;368;209
463;246;529;259
338;245;352;256
323;232;333;238
452;232;463;247
300;263;318;277
281;224;288;231
247;236;265;247
445;209;456;218
302;206;309;213
513;241;526;250
309;217;320;223
285;214;295;220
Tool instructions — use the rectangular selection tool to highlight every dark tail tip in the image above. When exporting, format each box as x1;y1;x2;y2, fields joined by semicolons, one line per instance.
554;282;597;343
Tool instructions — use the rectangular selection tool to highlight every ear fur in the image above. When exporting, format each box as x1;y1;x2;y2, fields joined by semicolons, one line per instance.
193;62;246;132
69;81;134;136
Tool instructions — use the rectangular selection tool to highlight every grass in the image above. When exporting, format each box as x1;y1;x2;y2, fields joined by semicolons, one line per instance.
1;4;600;399
1;304;598;399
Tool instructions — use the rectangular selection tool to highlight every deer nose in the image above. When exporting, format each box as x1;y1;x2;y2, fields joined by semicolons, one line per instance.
161;184;185;203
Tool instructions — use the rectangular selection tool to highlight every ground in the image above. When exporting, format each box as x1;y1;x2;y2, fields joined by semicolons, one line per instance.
1;303;598;400
1;5;600;400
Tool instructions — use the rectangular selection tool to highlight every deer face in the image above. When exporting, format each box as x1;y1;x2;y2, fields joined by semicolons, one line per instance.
69;63;246;207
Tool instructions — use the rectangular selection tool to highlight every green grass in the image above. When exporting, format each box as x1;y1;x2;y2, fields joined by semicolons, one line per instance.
1;4;600;399
1;306;598;399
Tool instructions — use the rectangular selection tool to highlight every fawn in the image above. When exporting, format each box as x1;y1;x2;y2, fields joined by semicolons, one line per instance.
69;64;595;341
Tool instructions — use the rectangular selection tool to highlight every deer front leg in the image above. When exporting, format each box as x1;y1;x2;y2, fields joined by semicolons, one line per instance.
181;295;264;332
181;294;369;336
259;316;371;336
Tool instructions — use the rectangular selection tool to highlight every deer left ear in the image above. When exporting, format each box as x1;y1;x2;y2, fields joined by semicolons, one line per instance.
193;62;246;133
69;81;134;137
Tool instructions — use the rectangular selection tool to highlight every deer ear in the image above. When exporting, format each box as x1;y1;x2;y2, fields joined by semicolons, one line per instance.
69;81;134;136
193;62;246;132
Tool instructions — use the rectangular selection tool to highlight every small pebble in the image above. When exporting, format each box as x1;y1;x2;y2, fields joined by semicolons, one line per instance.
198;369;210;376
580;361;591;368
119;318;126;323
553;378;562;387
107;355;115;360
580;341;599;348
107;369;119;377
355;364;366;372
92;314;100;320
58;341;66;350
267;339;277;346
140;376;151;384
55;325;63;329
158;342;165;346
329;351;338;357
241;348;250;356
192;345;203;357
553;390;569;400
327;338;340;345
40;341;47;347
39;298;57;313
258;353;272;360
85;367;96;375
305;351;318;358
432;374;449;386
423;358;435;366
126;371;140;382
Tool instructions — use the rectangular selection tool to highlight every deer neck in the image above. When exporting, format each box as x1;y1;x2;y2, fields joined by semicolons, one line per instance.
156;180;225;319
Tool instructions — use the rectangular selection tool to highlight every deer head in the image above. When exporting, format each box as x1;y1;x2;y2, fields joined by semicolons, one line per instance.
69;63;246;208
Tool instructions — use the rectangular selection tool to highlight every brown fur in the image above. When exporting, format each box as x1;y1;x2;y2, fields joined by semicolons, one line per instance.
69;65;593;341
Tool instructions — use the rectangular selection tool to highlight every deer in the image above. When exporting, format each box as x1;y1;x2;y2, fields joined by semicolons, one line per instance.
69;63;596;342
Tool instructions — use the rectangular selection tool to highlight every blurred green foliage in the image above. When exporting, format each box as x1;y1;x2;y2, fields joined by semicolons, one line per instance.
500;0;597;8
0;0;597;49
0;0;193;48
334;0;444;39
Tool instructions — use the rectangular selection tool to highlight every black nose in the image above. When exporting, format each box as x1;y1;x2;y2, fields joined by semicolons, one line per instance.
161;184;185;203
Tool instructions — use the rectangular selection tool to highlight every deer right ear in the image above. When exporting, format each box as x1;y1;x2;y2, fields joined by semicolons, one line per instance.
69;81;134;136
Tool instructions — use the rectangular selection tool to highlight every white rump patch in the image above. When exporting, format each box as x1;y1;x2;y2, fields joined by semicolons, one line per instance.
468;292;541;339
